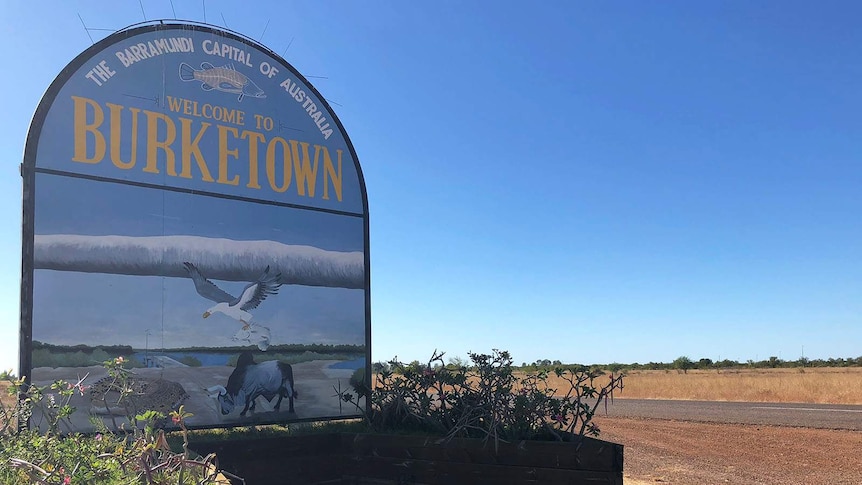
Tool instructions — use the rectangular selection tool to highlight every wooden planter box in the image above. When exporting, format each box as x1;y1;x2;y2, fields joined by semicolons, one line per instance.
191;432;623;484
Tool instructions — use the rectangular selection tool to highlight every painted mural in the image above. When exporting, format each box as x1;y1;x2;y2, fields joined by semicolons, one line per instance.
21;22;369;433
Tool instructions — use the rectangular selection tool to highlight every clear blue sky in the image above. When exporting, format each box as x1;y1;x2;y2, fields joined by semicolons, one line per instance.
2;1;860;373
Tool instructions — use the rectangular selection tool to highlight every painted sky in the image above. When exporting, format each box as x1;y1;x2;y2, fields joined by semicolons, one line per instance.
35;174;363;250
2;1;861;373
32;174;365;350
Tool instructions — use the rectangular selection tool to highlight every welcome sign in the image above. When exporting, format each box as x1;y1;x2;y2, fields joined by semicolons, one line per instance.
20;22;370;432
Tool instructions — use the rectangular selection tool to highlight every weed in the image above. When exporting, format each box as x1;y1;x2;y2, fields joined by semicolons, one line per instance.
0;361;238;484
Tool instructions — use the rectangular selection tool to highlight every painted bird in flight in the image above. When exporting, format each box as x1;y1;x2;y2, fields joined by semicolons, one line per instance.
182;262;282;325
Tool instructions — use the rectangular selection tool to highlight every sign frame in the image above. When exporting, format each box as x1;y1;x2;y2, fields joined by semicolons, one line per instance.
19;20;371;431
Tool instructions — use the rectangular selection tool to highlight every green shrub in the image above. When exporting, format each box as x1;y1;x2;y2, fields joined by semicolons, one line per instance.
349;367;368;399
0;360;235;483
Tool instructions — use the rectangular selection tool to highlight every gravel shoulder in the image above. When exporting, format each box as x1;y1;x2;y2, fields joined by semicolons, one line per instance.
593;416;862;485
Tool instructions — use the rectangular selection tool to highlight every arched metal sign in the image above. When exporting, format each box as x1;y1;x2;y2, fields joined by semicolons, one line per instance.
20;21;370;431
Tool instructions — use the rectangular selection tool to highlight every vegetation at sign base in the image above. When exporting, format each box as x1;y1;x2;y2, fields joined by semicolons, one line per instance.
0;359;236;484
341;349;625;444
184;419;373;443
1;347;622;482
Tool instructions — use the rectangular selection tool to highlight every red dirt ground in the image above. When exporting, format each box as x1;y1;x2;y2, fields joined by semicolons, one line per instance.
594;416;862;485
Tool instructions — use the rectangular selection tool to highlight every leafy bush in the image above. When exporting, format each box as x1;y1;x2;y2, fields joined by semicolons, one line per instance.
349;367;368;398
338;349;624;445
0;359;236;484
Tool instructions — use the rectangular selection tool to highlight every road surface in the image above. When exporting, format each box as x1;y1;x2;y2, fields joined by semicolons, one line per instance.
603;398;862;430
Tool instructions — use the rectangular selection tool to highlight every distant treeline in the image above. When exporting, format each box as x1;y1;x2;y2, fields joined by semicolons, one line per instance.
373;355;862;374
517;355;862;373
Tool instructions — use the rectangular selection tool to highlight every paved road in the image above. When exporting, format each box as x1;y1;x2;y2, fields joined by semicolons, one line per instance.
601;399;862;431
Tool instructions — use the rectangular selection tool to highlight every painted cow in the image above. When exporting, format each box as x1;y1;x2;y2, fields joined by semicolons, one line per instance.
208;352;296;416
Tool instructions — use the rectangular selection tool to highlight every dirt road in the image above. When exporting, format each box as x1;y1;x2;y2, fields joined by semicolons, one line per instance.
603;398;862;430
594;416;862;485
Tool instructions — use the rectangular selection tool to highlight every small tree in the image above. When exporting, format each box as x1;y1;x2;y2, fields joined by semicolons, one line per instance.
447;356;467;369
673;356;694;374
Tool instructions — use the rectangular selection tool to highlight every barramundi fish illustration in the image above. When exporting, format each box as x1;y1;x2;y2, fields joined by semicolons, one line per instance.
179;62;265;101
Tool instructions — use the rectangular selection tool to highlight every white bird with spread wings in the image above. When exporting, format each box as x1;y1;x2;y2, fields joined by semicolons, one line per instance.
182;262;282;326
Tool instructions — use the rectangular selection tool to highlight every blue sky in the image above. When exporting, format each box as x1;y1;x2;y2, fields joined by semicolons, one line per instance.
2;1;861;373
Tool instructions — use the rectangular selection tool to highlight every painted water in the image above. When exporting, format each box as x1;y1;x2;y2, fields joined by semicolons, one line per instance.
131;352;364;370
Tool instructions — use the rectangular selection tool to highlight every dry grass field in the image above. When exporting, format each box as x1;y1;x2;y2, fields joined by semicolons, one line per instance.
540;367;862;404
0;381;16;430
0;381;13;406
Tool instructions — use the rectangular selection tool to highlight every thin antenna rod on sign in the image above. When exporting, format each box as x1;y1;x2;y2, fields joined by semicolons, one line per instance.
259;19;270;41
202;0;207;23
77;13;95;44
123;93;160;103
306;75;329;79
169;0;177;19
138;0;147;20
281;36;295;58
326;98;343;107
221;12;229;29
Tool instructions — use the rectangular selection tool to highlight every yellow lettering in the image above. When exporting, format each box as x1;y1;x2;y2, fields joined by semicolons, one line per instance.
70;98;337;198
165;96;244;125
179;118;214;181
242;130;265;189
143;110;177;175
266;137;292;193
217;125;240;185
166;96;182;113
71;96;105;164
290;140;317;197
223;108;236;125
320;146;343;201
105;103;139;169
